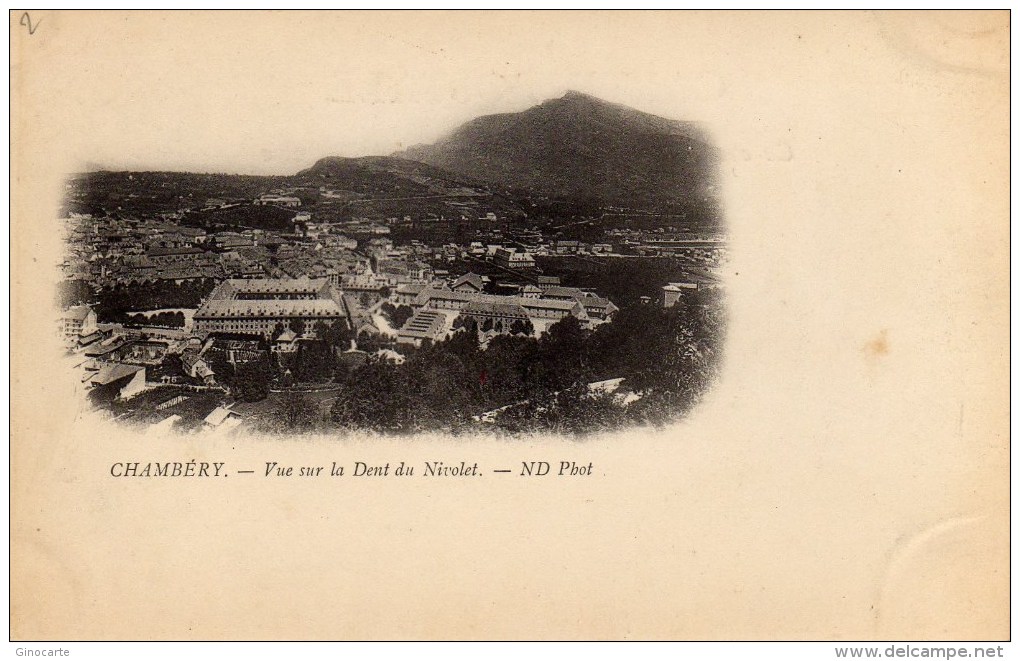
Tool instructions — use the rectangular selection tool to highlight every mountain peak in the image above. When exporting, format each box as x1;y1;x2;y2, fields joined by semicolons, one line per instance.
561;89;599;101
548;90;615;108
396;93;719;210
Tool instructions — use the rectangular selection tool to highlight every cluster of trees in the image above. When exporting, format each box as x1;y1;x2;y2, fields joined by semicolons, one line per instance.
205;350;274;403
67;170;279;218
201;320;356;397
57;279;94;307
279;340;339;384
451;315;534;337
379;302;414;329
183;204;294;232
94;279;217;322
327;288;723;435
166;288;723;435
269;391;321;432
121;311;186;328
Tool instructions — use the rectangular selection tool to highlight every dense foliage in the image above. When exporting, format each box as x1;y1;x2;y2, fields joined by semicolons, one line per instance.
94;279;217;322
122;311;186;328
182;204;296;232
57;279;94;307
325;288;723;435
380;302;414;329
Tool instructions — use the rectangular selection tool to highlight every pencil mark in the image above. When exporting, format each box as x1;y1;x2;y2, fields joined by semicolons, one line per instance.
20;12;40;36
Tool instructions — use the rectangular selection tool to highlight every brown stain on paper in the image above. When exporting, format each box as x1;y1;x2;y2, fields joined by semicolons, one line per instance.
863;329;889;359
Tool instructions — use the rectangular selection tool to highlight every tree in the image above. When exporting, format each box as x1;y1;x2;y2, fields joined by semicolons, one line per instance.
293;340;337;383
314;280;726;435
312;320;331;340
538;315;588;391
510;318;534;336
357;332;382;353
206;352;235;385
57;279;93;307
151;353;185;381
232;358;273;402
389;304;414;329
272;391;319;431
330;363;409;432
289;318;306;336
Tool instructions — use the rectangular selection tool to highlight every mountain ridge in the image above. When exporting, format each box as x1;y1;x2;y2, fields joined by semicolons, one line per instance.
393;91;719;210
69;92;721;228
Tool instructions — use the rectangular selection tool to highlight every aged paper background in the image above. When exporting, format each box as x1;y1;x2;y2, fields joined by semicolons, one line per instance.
10;10;1009;640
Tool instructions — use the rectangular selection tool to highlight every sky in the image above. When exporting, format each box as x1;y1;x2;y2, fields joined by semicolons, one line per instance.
13;10;1007;181
14;10;742;175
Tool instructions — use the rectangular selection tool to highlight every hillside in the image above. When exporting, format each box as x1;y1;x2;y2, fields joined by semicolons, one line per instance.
397;91;720;213
66;93;722;230
64;170;282;219
294;155;486;195
65;156;527;225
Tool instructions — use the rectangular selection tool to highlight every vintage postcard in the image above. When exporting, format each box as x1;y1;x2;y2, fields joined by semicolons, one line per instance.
9;10;1009;641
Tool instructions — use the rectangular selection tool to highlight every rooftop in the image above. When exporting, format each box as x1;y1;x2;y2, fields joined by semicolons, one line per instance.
91;362;143;386
63;305;93;321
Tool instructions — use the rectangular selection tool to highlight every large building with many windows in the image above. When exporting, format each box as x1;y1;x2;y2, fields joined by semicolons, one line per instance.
395;278;618;345
194;277;348;336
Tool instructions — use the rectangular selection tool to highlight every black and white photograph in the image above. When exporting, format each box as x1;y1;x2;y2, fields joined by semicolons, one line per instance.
58;89;726;436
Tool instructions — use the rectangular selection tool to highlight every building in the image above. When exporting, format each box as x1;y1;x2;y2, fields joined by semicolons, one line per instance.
61;305;97;341
325;234;358;251
120;339;170;365
659;273;721;307
521;284;542;299
194;277;349;337
396;309;452;347
271;329;299;354
536;275;561;291
145;246;210;267
536;286;619;321
254;194;301;207
451;272;485;293
555;240;581;254
493;247;536;269
89;363;146;401
393;283;426;306
212;233;255;252
337;272;389;297
403;285;615;339
204;405;242;430
181;348;216;383
660;282;697;308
